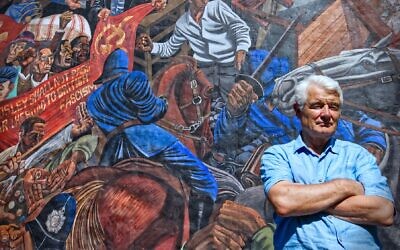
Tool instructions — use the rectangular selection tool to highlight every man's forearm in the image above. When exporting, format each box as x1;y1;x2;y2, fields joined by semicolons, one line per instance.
268;179;364;217
327;195;394;226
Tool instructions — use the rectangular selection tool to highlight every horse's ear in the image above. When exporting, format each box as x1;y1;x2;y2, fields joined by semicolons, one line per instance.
372;32;393;49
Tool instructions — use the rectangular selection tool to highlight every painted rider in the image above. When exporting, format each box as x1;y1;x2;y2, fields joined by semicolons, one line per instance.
136;0;251;111
86;48;218;235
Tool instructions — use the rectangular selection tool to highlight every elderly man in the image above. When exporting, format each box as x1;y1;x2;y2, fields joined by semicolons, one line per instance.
260;75;394;249
136;0;251;104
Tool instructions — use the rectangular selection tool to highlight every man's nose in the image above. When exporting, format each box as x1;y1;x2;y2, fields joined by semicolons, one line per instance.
320;105;331;119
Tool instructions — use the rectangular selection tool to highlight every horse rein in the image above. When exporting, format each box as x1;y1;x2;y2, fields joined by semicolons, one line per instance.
156;67;212;144
158;69;211;135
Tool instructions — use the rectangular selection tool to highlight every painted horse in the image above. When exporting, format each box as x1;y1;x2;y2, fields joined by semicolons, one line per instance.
152;56;214;159
64;158;190;250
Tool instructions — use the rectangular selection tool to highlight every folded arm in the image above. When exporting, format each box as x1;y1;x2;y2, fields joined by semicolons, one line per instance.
326;195;394;226
268;179;364;217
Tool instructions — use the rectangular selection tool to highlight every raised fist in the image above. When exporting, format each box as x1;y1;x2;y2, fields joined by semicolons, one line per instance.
136;33;153;52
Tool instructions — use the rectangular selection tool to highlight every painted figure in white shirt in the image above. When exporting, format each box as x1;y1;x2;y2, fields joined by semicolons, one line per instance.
137;0;251;103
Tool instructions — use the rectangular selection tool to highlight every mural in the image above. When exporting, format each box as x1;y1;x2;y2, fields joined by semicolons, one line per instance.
0;0;398;249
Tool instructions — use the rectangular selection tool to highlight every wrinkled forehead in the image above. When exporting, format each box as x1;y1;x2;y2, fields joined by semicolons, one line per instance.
306;85;340;103
11;41;28;47
30;122;46;133
39;48;53;56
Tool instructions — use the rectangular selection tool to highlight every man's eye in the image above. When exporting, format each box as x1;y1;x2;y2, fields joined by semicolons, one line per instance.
309;104;323;109
329;105;340;111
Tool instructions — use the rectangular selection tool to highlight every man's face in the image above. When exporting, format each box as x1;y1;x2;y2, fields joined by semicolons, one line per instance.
297;85;341;140
56;41;73;68
34;48;54;74
6;41;27;64
18;47;36;68
72;37;90;64
0;80;13;101
190;0;208;11
21;122;45;149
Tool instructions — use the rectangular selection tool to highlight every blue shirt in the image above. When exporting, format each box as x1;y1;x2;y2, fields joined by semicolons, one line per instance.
260;135;394;250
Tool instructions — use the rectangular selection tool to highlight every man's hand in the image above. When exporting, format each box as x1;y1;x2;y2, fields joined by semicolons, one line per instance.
234;50;246;71
226;80;258;117
185;222;246;249
0;224;25;250
59;11;73;30
0;152;22;180
136;33;153;52
98;8;111;21
47;159;77;193
71;116;94;138
23;168;50;215
363;144;384;164
66;0;81;10
152;0;167;11
185;200;266;250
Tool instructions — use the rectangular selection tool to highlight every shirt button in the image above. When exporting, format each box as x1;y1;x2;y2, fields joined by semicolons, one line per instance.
318;179;323;183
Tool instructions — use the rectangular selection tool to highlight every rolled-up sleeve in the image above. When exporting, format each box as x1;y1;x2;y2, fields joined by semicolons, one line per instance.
260;145;293;194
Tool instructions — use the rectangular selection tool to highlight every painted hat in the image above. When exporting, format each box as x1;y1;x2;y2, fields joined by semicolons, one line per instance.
25;193;76;249
0;66;18;84
13;31;35;44
94;49;130;84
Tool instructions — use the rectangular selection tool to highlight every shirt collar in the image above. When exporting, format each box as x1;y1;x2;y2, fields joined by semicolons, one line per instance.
294;133;338;155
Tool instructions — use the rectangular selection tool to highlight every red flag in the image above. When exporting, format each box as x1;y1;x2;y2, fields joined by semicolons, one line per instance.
0;15;25;52
89;4;154;82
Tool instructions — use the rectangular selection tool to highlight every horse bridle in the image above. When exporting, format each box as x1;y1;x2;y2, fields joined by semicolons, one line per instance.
157;67;212;144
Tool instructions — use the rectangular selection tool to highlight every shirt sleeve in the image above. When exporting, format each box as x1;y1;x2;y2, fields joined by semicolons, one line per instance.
354;147;394;202
213;107;248;146
215;0;251;52
260;145;293;194
151;22;187;57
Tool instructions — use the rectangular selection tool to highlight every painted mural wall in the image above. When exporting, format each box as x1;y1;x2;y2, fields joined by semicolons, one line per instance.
0;0;399;249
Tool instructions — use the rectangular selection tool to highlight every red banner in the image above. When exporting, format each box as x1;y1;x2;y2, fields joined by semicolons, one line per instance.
90;4;154;80
0;4;154;151
0;15;25;52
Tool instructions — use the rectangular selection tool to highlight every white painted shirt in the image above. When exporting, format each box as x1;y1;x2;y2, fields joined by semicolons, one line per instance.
151;0;251;64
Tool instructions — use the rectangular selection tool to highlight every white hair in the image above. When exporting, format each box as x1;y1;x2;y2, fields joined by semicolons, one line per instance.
293;75;343;110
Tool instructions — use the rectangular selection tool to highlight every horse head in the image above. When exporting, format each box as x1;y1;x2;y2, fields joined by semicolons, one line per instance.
152;56;214;158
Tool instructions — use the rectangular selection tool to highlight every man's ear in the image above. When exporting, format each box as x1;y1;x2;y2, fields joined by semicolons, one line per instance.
8;83;14;92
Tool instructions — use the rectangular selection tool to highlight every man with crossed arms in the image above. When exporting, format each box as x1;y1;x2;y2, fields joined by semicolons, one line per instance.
260;75;394;249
